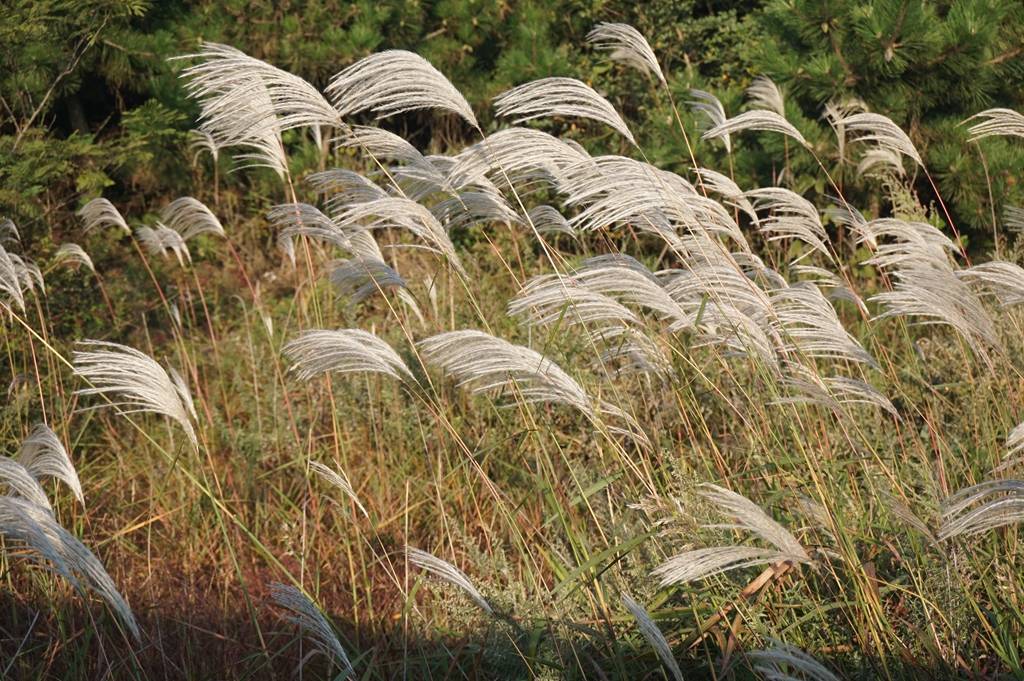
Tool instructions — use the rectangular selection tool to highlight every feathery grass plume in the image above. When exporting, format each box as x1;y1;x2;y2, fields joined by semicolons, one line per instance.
1004;422;1024;469
746;76;786;116
0;243;26;311
508;274;641;330
0;458;53;512
419;329;647;444
528;205;577;238
269;202;352;262
586;22;665;84
620;594;683;681
696;168;759;224
791;265;868;315
19;424;84;505
939;480;1024;541
334;197;466;276
392;155;459;200
161;197;226;241
78;198;130;235
0;496;140;639
855;147;906;179
430;190;521;231
338;125;451;193
0;218;20;244
747;640;840;681
840;112;923;166
652;484;811;586
447;127;588;191
769;283;876;366
269;583;354;676
964;108;1024;141
823;97;866;162
73;341;198;450
308;461;367;518
689;89;731;152
703;110;808;147
178;43;342;175
54;243;95;273
869;264;998;350
572;260;691;328
776;366;896;416
9;252;44;296
956;261;1024;307
327;50;477;127
187;129;220;165
859;218;957;267
283;329;413;382
406;546;493;614
493;77;637;145
592;326;671;377
1005;205;1024;233
744;188;832;262
308;169;388;207
882;492;939;546
328;257;408;303
135;224;191;266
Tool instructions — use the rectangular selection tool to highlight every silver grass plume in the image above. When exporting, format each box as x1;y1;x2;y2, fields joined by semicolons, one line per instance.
338;125;450;192
586;23;665;85
418;330;646;444
822;97;866;162
18;423;84;505
769;283;876;366
307;168;388;208
0;243;26;311
689;89;731;152
430;190;521;231
328;257;407;303
956;261;1024;307
856;147;906;179
746;76;786;116
841;112;922;166
939;480;1024;541
747;640;840;681
187;129;220;165
1004;205;1024;233
620;594;683;681
508;274;641;330
652;484;811;586
73;341;198;450
406;546;493;614
161;197;226;241
744;188;832;262
0;457;53;512
775;365;896;417
696;168;759;224
179;43;341;175
269;202;351;259
882;492;938;546
447;127;588;192
0;496;139;639
327;50;477;127
283;329;413;382
54;243;95;273
1004;422;1024;469
0;218;20;244
964;108;1024;141
309;460;367;518
135;224;191;266
703;110;808;147
528;205;577;238
9;252;44;296
269;583;354;676
334;197;466;276
78;198;130;235
493;77;637;145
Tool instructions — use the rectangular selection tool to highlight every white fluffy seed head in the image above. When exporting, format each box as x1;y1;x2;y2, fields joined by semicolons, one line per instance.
621;594;683;681
586;23;665;84
73;341;198;450
493;77;636;145
161;197;226;241
406;546;493;614
269;583;353;674
78;198;130;235
54;243;95;274
18;423;84;505
327;50;477;127
283;328;413;382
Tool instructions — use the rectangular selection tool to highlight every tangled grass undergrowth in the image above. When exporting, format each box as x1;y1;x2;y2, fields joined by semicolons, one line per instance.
2;21;1024;680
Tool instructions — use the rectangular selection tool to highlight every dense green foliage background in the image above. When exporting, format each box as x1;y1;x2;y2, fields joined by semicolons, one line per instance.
3;0;1021;251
